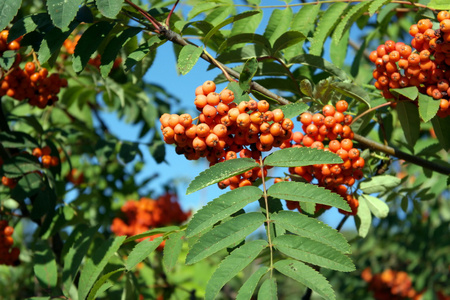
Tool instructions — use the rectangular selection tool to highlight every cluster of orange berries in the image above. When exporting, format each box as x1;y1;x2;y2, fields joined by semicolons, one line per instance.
0;30;68;108
370;12;450;118
66;168;84;185
0;220;20;266
111;193;191;249
160;80;294;189
282;101;363;215
362;268;423;300
0;29;20;53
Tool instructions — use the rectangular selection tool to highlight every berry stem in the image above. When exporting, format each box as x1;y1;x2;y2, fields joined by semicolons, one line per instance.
166;0;180;28
203;49;236;83
125;0;162;33
350;101;393;126
259;155;274;277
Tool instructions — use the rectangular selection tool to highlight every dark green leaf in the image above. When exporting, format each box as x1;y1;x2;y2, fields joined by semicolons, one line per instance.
0;131;39;148
272;211;350;254
359;175;401;194
177;44;203;75
263;8;293;45
125;35;163;72
397;101;420;147
257;278;277;300
73;21;114;73
271;30;306;55
33;241;58;290
273;235;355;272
330;82;371;107
96;0;124;18
431;115;450;151
236;266;269;300
8;13;52;42
163;231;185;273
186;212;265;264
78;236;126;300
126;236;164;270
205;240;268;300
289;54;349;80
355;195;371;238
362;194;389;218
186;158;259;195
0;0;22;31
47;0;82;29
240;57;258;92
391;86;418;101
0;50;16;70
186;186;263;238
149;137;166;164
2;153;41;178
218;33;271;54
267;182;351;212
119;142;139;163
38;20;79;64
274;260;335;300
264;147;342;168
418;93;441;123
87;268;126;300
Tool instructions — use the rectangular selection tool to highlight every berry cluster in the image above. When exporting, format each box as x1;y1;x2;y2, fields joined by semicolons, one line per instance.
370;12;450;118
160;80;294;189
0;220;20;266
284;101;363;215
362;268;423;300
0;30;68;108
0;29;20;53
66;168;84;185
111;193;191;249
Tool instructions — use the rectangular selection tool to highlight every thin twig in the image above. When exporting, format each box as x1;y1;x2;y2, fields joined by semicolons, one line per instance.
166;0;180;28
259;156;274;277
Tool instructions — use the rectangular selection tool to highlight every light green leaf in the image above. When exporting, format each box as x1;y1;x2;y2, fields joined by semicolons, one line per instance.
163;231;185;273
236;266;269;300
78;236;127;300
34;242;58;290
274;260;335;300
330;30;349;68
418;93;441;123
126;236;164;270
355;195;371;238
205;240;268;300
8;13;52;41
397;101;420;147
391;86;418;101
187;2;218;20
267;182;351;212
427;0;450;10
218;33;271;54
309;2;348;56
257;278;277;300
362;194;389;219
330;82;371;107
271;30;306;55
186;212;265;265
124;226;179;243
279;101;308;119
96;0;124;18
289;54;349;80
230;9;263;36
264;147;342;168
431;115;450;151
273;235;355;272
186;158;259;195
87;268;126;300
186;186;263;238
332;2;371;46
359;175;401;194
264;8;293;45
272;211;350;254
38;20;79;64
240;57;258;92
369;0;391;15
47;0;82;29
0;0;22;31
177;44;203;75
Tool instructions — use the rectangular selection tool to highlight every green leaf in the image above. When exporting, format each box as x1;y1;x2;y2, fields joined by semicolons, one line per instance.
218;33;271;54
100;26;141;78
0;0;21;31
125;35;163;72
177;44;203;75
8;13;52;42
309;2;348;56
186;212;265;265
205;240;268;300
186;158;259;195
289;54;349;80
0;50;16;70
369;0;391;15
391;86;418;101
96;0;124;18
230;9;262;36
264;147;342;168
0;131;39;148
236;266;269;300
186;186;263;238
263;8;293;45
47;0;82;29
431;115;450;151
187;2;219;20
271;30;306;55
332;2;371;46
227;81;250;104
267;182;351;212
119;142;139;163
272;211;350;254
163;231;185;273
274;260;335;300
126;236;164;270
257;278;277;300
362;194;389;219
418;93;441;123
330;82;371;107
78;236;127;300
149;137;166;164
124;226;179;243
2;153;41;178
354;195;371;238
427;0;450;10
38;20;79;64
73;21;114;73
359;175;401;194
203;10;261;47
330;30;349;68
396;101;420;147
273;235;355;272
87;268;126;300
239;57;258;92
279;101;308;119
33;241;58;290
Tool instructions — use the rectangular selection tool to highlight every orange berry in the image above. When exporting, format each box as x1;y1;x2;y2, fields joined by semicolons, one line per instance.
206;92;220;106
42;145;52;156
202;81;216;94
219;89;234;104
24;62;35;74
257;100;270;112
272;109;284;122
